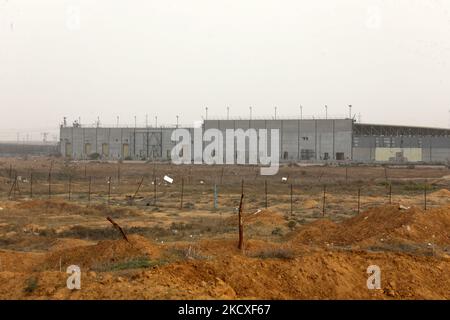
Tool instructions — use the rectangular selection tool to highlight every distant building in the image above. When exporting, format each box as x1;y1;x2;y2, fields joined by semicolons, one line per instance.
59;119;450;163
0;142;59;157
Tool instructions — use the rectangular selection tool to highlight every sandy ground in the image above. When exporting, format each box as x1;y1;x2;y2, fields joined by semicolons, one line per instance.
0;198;448;300
0;158;449;299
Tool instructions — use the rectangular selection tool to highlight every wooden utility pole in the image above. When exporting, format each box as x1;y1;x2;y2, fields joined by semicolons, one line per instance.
48;173;51;199
238;191;244;251
106;217;129;242
133;176;144;199
389;183;392;204
30;172;33;199
68;177;72;201
107;177;111;204
214;183;218;209
14;172;21;197
153;176;157;206
48;161;54;199
290;184;293;216
88;176;92;204
358;187;361;214
265;180;268;209
220;167;224;185
8;177;17;199
180;177;184;209
424;184;428;211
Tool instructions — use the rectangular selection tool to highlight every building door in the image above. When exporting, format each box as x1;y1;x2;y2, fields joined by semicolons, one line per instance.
65;143;72;157
102;143;109;157
84;143;92;156
122;144;130;159
336;152;345;160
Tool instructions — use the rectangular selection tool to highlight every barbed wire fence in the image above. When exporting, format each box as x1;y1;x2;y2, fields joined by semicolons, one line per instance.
0;163;447;218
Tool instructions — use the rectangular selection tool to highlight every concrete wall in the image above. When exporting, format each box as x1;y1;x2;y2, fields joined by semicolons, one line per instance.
60;127;176;161
353;135;450;163
61;119;354;162
204;119;353;162
62;120;450;164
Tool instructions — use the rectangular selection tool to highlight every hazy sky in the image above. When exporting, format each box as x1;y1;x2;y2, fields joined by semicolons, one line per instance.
1;0;450;141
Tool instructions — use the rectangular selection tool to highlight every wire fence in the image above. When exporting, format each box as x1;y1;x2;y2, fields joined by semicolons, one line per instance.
1;163;448;220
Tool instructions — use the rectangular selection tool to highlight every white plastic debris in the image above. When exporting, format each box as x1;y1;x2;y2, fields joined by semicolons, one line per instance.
399;205;410;210
163;175;173;184
199;180;205;184
281;177;288;182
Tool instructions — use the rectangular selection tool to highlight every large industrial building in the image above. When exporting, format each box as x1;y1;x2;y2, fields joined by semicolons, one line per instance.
60;119;450;164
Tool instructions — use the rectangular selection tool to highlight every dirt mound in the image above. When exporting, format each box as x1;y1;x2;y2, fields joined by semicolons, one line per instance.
223;209;286;227
48;238;96;252
0;250;44;272
291;205;450;248
431;189;450;197
41;235;161;271
303;199;319;209
244;209;286;226
118;248;449;300
15;199;82;212
291;219;339;245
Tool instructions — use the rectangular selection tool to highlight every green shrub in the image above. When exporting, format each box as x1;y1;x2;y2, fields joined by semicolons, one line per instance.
89;153;101;160
250;248;295;260
24;277;39;294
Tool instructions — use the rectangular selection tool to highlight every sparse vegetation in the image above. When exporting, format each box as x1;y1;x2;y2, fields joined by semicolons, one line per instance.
93;256;161;272
23;277;39;294
0;159;450;299
250;248;295;260
88;153;101;160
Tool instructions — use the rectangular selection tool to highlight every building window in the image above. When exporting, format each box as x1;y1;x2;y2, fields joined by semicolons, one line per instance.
336;152;345;160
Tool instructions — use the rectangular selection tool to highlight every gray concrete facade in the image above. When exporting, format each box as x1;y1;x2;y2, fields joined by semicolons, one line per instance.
60;119;450;164
60;127;179;161
203;119;353;162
